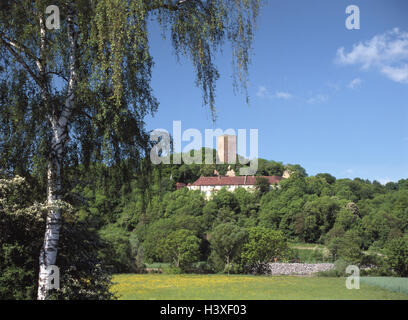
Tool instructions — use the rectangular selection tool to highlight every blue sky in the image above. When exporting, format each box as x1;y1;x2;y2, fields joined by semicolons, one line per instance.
145;0;408;183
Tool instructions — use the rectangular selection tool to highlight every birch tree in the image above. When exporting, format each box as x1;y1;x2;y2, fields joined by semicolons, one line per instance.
0;0;261;299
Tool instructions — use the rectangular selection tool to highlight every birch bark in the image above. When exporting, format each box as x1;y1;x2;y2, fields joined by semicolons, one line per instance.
37;3;77;300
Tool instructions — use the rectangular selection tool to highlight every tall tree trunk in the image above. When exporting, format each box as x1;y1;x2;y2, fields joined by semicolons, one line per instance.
37;119;67;300
37;2;77;299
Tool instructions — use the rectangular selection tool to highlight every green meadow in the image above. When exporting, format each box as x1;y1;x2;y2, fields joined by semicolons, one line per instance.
112;274;408;300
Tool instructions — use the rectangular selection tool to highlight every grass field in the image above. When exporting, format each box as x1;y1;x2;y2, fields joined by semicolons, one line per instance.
360;277;408;295
111;274;408;300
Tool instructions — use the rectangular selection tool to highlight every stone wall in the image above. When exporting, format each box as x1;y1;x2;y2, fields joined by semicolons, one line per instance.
266;263;335;275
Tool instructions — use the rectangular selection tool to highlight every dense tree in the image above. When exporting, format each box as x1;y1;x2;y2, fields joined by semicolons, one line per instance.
98;224;134;273
233;187;258;217
157;229;200;271
254;177;270;195
163;188;205;217
285;164;307;177
315;173;336;185
201;200;219;231
385;235;408;277
213;188;240;212
295;196;340;242
327;230;363;265
209;222;248;273
241;227;290;272
257;159;284;176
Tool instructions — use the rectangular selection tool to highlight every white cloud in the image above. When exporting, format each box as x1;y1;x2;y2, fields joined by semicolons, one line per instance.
336;28;408;83
378;177;392;185
256;86;269;98
307;94;328;104
275;91;292;100
381;64;408;82
326;82;341;91
345;169;354;175
257;86;328;105
348;77;362;89
256;86;292;100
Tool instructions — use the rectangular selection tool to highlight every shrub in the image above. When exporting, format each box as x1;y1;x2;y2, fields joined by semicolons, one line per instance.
359;252;392;276
385;236;408;277
295;248;327;263
316;269;342;277
316;258;348;277
224;262;244;274
0;176;114;300
161;266;182;274
129;233;146;273
190;261;214;274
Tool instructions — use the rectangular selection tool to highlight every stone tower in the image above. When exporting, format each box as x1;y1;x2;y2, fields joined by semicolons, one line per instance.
217;135;237;164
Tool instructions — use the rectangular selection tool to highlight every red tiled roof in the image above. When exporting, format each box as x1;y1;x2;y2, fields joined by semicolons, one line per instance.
176;182;186;190
190;176;282;186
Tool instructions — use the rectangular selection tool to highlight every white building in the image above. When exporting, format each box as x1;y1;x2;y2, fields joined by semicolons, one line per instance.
186;175;282;199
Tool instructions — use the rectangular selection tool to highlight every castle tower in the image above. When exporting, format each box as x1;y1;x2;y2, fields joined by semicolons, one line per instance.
217;135;237;164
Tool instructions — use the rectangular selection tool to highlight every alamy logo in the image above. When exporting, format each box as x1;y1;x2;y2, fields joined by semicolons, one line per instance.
45;5;60;30
150;121;258;175
345;5;360;30
345;265;360;289
45;265;60;290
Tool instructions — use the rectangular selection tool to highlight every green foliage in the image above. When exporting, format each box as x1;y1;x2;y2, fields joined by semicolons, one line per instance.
326;230;363;265
209;222;248;273
142;214;202;262
385;235;408;277
161;265;183;274
242;227;290;266
213;188;239;212
285;164;308;178
0;0;262;182
257;159;285;176
0;177;43;299
295;196;340;242
1;1;262;297
61;162;408;278
0;176;114;300
359;253;390;277
98;225;135;273
48;216;115;300
316;258;348;277
3;150;408;298
315;173;336;185
163;188;205;217
157;229;201;272
295;248;328;263
233;187;258;217
7;0;408;295
254;177;270;195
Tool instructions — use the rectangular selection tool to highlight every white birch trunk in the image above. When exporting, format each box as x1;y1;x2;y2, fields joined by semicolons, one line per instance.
37;3;77;300
37;121;66;299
